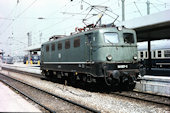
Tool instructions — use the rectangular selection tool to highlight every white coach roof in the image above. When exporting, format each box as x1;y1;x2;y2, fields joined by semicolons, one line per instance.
116;9;170;29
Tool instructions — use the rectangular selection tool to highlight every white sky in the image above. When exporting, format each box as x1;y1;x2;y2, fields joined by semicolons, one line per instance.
0;0;170;56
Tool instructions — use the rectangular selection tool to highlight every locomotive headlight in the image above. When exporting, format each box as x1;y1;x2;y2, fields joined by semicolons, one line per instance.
133;56;138;60
117;26;123;31
107;55;112;61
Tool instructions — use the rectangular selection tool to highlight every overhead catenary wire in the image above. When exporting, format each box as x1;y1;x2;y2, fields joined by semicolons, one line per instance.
33;3;89;36
35;0;120;37
0;3;19;35
23;0;170;39
0;2;18;30
28;0;78;31
1;0;170;56
15;0;37;19
133;1;142;16
28;0;82;36
151;3;160;11
0;0;38;36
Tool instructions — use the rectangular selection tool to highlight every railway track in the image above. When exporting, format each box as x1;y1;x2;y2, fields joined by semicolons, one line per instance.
0;73;100;113
111;90;170;106
1;66;42;78
1;66;170;108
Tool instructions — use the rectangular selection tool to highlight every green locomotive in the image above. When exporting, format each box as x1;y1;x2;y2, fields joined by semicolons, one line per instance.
40;26;141;90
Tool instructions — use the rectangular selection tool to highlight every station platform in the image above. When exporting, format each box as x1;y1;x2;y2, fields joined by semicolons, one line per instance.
1;62;40;74
1;62;170;97
135;75;170;97
0;81;41;112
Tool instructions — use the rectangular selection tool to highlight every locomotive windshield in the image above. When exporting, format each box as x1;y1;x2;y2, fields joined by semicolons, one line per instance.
123;33;134;44
104;32;119;44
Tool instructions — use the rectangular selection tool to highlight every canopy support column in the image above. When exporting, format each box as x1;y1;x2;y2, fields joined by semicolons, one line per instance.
148;39;151;71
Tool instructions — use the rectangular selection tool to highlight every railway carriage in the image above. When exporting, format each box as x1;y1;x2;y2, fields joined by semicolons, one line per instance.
2;56;14;64
40;26;142;90
138;48;170;68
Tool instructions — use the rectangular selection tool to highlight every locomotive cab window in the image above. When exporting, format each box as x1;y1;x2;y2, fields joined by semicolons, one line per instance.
52;43;55;51
123;33;134;44
140;51;143;58
153;51;156;58
164;50;170;57
65;39;70;49
46;45;49;52
158;51;162;57
145;51;147;58
104;32;119;44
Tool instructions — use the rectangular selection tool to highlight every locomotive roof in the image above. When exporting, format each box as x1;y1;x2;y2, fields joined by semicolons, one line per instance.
42;26;134;45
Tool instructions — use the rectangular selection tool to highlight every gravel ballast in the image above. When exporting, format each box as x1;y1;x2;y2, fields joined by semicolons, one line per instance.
0;70;170;113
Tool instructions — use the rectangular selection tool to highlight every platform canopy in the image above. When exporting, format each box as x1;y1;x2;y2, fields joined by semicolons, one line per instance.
116;9;170;42
25;44;41;52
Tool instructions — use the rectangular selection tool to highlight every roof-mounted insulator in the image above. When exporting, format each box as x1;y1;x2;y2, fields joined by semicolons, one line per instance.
49;35;66;41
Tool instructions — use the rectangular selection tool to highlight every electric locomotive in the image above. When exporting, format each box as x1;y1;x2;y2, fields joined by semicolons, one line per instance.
40;25;142;90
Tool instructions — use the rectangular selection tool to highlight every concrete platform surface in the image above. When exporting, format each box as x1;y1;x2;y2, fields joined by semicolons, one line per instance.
1;62;40;74
142;75;170;82
135;75;170;96
0;82;41;112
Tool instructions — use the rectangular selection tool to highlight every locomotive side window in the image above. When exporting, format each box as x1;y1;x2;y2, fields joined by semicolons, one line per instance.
140;51;143;58
145;51;147;58
46;45;49;52
74;37;80;48
58;42;62;50
158;51;162;57
104;32;119;44
153;51;156;58
52;43;55;51
65;39;70;49
164;50;170;57
123;33;134;44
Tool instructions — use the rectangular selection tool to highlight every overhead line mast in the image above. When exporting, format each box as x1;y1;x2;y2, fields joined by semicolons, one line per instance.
146;0;150;15
121;0;125;21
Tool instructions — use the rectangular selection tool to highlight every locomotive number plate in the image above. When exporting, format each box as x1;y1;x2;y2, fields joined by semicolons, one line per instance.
117;65;128;68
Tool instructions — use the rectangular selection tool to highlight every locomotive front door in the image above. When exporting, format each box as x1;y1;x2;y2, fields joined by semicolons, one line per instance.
85;33;93;62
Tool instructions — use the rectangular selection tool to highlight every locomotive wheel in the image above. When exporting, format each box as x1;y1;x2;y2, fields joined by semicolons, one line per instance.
104;73;120;87
67;73;76;86
128;82;136;90
77;75;87;89
43;70;53;80
121;76;136;91
104;76;112;86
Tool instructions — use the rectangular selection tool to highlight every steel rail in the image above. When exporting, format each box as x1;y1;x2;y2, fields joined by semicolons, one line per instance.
0;73;101;113
133;90;170;99
1;66;42;78
0;75;55;113
2;66;170;107
112;91;170;106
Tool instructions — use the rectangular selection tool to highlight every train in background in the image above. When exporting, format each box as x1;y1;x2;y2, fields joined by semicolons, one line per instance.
2;56;14;64
138;41;170;68
23;53;40;64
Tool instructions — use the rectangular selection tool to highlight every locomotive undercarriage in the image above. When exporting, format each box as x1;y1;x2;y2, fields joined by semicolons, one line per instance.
41;62;139;91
